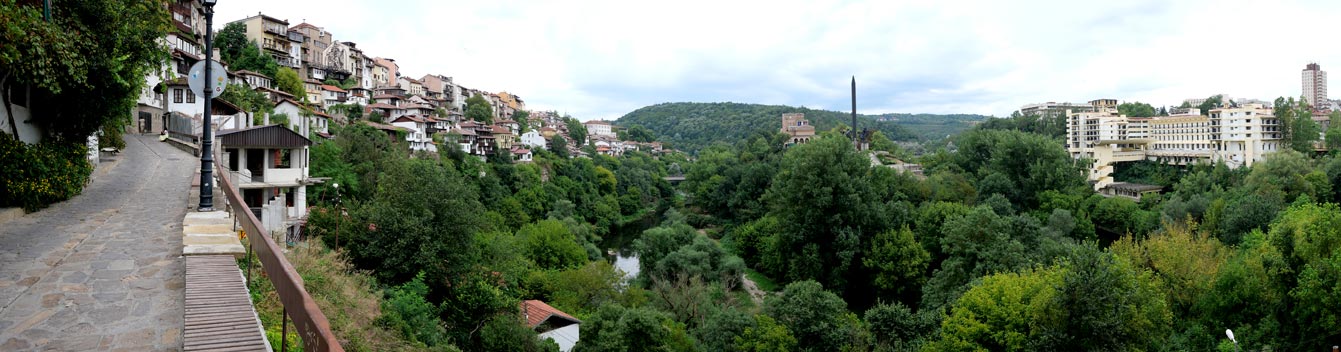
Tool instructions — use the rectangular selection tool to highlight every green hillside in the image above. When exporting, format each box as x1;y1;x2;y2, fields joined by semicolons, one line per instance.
615;102;987;152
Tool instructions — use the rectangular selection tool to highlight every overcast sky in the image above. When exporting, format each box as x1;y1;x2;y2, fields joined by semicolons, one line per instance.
215;0;1341;120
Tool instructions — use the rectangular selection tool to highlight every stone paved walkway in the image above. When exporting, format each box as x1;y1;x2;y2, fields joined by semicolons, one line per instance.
0;134;196;351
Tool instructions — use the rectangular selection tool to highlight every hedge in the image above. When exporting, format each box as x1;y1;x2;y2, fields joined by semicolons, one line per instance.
0;133;92;212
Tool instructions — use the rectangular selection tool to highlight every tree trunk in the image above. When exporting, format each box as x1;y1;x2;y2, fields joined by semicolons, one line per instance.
1;72;19;137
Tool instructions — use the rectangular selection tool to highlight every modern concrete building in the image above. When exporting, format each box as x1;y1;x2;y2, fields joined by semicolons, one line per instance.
218;124;314;235
1303;63;1327;107
1066;101;1284;191
1209;104;1282;168
1017;102;1096;118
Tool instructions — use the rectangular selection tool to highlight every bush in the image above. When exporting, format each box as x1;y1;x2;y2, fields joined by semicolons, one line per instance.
0;133;93;211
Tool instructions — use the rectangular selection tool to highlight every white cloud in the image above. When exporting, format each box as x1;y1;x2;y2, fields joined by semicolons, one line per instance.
213;0;1341;120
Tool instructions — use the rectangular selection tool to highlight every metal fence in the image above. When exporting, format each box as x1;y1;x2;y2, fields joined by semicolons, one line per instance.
216;165;344;352
166;113;199;144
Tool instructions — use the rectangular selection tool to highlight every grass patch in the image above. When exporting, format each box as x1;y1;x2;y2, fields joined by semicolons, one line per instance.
241;239;446;351
745;268;779;293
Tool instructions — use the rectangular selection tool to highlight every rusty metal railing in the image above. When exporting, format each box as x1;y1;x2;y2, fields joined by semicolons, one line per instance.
216;164;344;352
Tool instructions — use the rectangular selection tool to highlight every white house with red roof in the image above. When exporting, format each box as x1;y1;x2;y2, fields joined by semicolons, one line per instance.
583;120;615;138
320;84;348;107
521;300;580;351
390;114;435;152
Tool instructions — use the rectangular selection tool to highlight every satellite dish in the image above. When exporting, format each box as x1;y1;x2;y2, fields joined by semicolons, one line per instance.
187;60;228;99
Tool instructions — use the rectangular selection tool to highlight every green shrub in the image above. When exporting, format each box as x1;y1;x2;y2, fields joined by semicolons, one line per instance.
0;133;93;212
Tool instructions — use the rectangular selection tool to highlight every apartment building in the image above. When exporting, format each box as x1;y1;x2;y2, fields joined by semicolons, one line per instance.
1303;63;1327;107
373;57;399;87
1018;102;1095;118
1209;104;1282;168
1147;112;1212;165
230;13;302;70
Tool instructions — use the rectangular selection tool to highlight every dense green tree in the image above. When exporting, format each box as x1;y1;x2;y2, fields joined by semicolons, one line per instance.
517;219;586;270
217;83;273;125
378;273;448;347
1038;246;1172;350
514;110;531;132
275;67;305;101
944;129;1087;208
863;226;929;298
1198;95;1224;115
215;22;278;78
549;135;569;157
566;118;588;146
927;266;1063;351
1117;101;1157;117
466;94;493;123
864;301;937;350
575;304;686;352
734;315;798;352
616;102;959;152
1275;96;1323;153
763;135;894;292
764;281;864;352
0;0;170;141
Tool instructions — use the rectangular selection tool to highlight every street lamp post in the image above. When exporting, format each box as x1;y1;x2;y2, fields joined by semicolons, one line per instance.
198;0;218;211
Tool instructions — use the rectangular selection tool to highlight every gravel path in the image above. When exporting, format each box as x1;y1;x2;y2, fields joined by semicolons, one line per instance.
0;134;195;351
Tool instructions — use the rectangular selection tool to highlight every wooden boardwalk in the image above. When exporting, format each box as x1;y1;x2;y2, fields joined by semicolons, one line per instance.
184;255;269;351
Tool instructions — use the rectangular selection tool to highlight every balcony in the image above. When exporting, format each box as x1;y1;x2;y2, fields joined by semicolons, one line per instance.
262;41;288;53
264;23;287;35
274;56;301;68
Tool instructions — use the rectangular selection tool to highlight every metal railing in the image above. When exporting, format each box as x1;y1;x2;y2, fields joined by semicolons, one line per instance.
216;165;344;352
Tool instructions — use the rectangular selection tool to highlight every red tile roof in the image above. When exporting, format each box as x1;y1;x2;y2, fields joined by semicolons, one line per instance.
492;125;511;134
366;103;398;109
521;300;579;329
321;85;346;92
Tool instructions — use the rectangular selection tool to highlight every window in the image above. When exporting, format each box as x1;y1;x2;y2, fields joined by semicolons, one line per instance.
173;89;183;103
186;90;196;103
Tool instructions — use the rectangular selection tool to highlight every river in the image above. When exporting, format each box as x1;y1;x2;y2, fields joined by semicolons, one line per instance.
600;210;661;281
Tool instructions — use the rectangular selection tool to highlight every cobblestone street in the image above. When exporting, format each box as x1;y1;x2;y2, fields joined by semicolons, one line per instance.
0;134;196;351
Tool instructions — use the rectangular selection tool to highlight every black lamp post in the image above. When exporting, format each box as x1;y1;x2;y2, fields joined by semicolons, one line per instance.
198;0;217;211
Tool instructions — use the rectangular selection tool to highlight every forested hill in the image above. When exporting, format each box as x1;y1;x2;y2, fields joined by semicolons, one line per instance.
616;102;988;152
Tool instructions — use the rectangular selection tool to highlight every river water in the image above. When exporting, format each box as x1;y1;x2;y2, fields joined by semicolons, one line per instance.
601;211;661;281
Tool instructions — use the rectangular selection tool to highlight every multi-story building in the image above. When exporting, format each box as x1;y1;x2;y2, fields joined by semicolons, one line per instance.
420;74;452;100
373;57;399;87
398;76;426;97
1209;104;1282;168
1303;63;1328;107
780;113;815;145
1089;99;1118;111
134;0;205;133
1147;112;1212;165
218;124;313;234
1017;101;1095;118
229;13;302;70
583;120;615;139
497;91;526;112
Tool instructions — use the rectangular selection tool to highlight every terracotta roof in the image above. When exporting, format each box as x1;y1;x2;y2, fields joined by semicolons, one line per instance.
511;147;531;155
453;127;476;136
521;300;579;329
392;115;427;123
361;120;410;132
366;103;398;109
540;127;556;132
232;70;269;79
584;120;612;125
321;85;346;92
256;87;295;98
492;125;511;134
373;94;398;99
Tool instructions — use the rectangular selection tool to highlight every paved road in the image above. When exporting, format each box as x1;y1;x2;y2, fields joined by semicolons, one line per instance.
0;134;195;351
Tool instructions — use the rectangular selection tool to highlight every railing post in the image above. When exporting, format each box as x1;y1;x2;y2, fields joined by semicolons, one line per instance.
280;307;288;351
